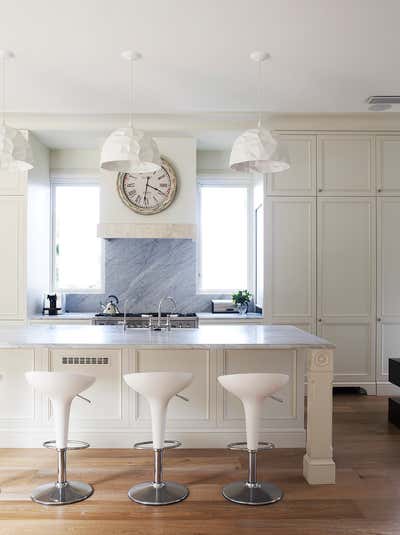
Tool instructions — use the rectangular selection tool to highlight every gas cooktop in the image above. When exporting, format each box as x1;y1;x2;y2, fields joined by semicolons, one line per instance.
94;312;197;318
92;312;199;328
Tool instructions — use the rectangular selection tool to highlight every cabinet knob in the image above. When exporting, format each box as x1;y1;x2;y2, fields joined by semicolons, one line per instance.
377;317;382;322
377;187;382;193
318;318;322;322
318;188;323;193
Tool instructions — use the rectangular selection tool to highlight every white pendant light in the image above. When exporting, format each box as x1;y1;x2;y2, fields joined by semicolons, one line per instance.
0;50;33;171
100;50;161;173
230;51;290;174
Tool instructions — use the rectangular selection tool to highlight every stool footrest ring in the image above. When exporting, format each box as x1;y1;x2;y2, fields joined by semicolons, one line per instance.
227;441;275;452
43;440;90;451
133;440;181;450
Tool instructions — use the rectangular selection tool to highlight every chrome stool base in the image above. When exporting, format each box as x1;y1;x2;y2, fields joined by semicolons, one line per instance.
130;443;187;506
222;481;283;506
31;481;94;506
128;481;189;506
32;444;93;506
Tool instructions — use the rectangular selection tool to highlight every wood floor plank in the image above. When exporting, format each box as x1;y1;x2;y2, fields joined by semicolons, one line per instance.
0;394;398;534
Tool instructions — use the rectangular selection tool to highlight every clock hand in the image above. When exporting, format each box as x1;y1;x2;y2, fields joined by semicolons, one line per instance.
148;184;167;197
143;177;150;205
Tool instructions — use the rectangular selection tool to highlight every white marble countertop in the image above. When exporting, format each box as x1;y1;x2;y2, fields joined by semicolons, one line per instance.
0;324;334;349
30;313;94;320
30;312;264;322
196;312;263;320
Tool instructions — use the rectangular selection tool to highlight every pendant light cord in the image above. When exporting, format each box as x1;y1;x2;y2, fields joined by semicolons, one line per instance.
129;57;134;129
257;59;262;129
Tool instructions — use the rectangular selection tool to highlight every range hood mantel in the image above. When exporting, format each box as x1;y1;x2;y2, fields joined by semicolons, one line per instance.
97;222;196;240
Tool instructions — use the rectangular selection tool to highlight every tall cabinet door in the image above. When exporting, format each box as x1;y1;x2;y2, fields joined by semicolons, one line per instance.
0;197;26;320
266;135;316;196
377;197;400;392
265;197;316;334
317;135;375;196
317;198;376;390
376;136;400;195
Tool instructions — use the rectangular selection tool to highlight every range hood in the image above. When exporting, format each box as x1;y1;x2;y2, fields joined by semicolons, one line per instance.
97;222;197;240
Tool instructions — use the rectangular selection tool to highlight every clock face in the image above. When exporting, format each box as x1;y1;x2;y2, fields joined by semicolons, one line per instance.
117;158;177;215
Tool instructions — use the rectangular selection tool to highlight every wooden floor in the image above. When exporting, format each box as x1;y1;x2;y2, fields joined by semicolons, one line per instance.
0;395;399;535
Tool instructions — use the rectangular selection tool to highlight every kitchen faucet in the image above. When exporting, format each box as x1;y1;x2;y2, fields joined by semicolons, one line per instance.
157;296;177;329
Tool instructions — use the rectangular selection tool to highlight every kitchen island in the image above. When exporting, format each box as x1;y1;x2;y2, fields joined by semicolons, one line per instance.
0;324;335;484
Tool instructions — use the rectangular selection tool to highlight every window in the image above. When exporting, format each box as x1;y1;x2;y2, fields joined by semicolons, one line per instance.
52;180;103;292
198;179;253;293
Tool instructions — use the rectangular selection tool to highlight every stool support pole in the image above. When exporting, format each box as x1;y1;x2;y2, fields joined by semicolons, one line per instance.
153;449;163;486
57;449;67;485
248;451;257;486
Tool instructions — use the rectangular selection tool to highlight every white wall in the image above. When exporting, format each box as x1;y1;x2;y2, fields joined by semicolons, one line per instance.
27;134;50;316
50;148;98;171
50;137;197;226
197;150;230;172
101;138;196;225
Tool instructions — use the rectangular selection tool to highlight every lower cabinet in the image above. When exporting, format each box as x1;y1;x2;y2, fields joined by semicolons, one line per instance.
134;348;212;425
50;348;125;422
0;346;306;447
219;349;304;443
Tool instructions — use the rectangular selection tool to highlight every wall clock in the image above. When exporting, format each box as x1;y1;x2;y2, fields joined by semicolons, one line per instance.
117;157;177;215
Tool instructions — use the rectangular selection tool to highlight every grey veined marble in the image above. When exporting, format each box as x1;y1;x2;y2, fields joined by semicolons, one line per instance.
65;239;232;313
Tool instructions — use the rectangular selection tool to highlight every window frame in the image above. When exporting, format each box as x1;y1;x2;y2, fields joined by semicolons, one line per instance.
50;176;105;294
196;175;254;295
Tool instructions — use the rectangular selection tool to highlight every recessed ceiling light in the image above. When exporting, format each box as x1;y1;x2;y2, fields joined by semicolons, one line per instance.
368;103;392;111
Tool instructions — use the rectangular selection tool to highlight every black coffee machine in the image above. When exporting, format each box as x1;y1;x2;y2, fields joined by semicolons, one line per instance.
43;293;62;316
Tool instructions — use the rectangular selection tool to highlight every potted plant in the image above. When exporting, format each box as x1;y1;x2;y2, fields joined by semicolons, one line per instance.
232;290;252;316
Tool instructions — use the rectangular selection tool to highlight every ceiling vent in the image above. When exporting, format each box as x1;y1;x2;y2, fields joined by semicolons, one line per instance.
366;96;399;111
367;96;400;105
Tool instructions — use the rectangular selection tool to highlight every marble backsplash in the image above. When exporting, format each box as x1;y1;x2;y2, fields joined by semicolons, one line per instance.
65;238;232;313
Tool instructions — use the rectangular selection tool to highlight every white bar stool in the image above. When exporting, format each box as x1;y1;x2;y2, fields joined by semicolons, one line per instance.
123;371;193;505
218;373;289;505
25;371;96;506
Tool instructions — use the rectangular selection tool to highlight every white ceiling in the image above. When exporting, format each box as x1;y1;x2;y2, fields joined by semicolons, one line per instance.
2;0;400;116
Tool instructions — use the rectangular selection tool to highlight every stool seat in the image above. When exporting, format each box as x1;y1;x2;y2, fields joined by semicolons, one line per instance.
124;371;193;505
218;373;289;401
25;371;94;400
218;372;289;506
25;371;96;506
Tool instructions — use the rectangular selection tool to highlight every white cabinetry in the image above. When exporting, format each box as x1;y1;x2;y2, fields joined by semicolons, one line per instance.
317;198;376;390
376;136;400;195
0;346;306;448
267;135;316;196
377;197;400;393
0;196;26;320
265;132;388;392
265;196;316;334
317;135;375;195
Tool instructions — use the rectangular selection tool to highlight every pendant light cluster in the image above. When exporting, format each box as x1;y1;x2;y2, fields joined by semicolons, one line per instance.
100;51;161;174
0;47;289;177
0;50;33;171
230;51;290;174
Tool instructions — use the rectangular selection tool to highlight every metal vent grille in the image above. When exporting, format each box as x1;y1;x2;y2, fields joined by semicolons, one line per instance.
367;96;400;104
62;356;109;365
